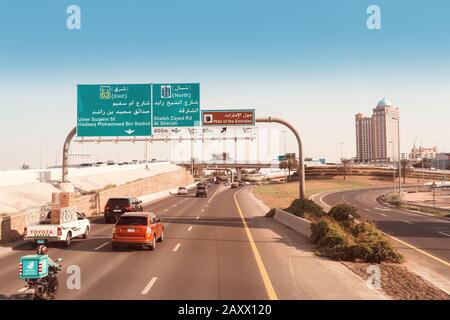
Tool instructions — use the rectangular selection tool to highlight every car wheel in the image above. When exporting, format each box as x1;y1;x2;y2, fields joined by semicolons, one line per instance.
148;235;156;250
157;230;164;242
64;232;72;248
112;243;119;251
82;226;90;239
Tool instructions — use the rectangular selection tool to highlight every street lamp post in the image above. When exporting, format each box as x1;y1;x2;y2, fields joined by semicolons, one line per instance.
390;141;396;193
396;116;402;196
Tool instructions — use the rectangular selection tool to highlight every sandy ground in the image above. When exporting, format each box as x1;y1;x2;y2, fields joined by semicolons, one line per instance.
254;176;433;209
403;189;450;209
342;262;450;300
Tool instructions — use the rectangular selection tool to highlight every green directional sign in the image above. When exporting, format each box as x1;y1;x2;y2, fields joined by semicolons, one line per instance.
152;83;200;127
77;84;152;137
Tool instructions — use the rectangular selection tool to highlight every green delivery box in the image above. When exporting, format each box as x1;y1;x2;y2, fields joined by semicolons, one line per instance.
19;255;49;279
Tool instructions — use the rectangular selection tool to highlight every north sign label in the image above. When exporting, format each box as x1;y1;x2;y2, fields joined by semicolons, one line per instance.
152;83;200;127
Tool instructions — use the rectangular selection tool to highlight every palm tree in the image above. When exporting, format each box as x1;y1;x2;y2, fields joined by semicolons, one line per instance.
401;159;412;183
279;154;298;182
211;152;232;162
339;158;351;180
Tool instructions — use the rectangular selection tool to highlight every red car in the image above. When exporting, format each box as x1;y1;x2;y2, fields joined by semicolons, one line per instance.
112;212;164;251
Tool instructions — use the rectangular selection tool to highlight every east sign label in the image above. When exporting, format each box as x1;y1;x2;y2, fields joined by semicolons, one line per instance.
202;109;255;126
152;83;200;127
77;84;152;137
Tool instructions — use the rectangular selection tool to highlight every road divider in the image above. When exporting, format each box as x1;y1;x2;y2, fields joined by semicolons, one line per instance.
273;208;312;238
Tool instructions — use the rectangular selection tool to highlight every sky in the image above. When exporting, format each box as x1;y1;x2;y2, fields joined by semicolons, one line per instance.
1;0;450;170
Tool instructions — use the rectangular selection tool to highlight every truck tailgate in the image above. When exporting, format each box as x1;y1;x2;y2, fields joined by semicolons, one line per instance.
26;225;59;238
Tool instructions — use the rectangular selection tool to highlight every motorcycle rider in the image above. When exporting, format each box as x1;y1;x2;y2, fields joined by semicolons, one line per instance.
36;245;59;295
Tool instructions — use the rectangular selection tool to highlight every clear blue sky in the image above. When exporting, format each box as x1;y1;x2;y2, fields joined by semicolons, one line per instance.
1;0;450;169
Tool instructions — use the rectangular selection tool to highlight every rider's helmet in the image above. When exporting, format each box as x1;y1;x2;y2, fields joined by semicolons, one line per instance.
36;245;48;255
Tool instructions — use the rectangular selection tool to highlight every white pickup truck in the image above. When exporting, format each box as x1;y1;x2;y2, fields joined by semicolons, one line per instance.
24;207;90;247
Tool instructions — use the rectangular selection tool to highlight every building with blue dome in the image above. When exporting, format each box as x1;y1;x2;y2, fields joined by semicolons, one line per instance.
355;98;400;163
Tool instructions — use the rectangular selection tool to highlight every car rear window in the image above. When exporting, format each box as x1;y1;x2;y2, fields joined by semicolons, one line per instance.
107;198;131;206
116;216;147;226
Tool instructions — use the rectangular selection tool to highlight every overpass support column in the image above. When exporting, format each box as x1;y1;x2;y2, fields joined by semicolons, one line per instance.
236;167;242;181
256;117;305;200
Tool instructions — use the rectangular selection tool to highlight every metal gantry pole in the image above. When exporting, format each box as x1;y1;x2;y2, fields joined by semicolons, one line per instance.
62;127;77;183
256;117;305;200
397;116;402;196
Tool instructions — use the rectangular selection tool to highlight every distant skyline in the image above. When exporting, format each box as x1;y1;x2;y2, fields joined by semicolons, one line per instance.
1;1;450;169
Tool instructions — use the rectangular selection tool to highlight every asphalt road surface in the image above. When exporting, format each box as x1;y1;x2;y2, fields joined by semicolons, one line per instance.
0;184;384;300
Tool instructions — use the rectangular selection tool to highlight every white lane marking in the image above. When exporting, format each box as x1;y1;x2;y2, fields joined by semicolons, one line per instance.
94;242;110;251
375;207;390;211
318;193;332;210
403;220;413;225
173;243;181;252
141;277;158;295
173;204;177;207
17;287;28;293
188;226;193;232
364;209;370;211
164;209;168;212
201;209;204;212
207;186;221;204
379;213;388;217
205;204;208;207
196;216;200;220
438;232;450;237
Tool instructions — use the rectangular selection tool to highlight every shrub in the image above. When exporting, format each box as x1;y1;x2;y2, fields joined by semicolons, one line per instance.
311;218;353;249
285;199;326;219
311;217;404;263
265;208;276;218
328;204;360;224
384;193;402;206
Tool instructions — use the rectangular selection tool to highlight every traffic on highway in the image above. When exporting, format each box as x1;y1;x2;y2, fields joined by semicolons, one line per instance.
2;0;450;317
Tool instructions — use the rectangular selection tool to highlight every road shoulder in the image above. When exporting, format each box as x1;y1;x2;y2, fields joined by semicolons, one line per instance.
236;186;387;300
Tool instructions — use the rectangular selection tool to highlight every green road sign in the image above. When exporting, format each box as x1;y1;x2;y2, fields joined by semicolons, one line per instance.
77;84;152;137
152;83;200;127
278;155;286;161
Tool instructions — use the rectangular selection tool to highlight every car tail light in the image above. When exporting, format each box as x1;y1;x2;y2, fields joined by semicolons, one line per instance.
125;205;133;211
105;206;109;211
57;227;62;237
19;263;22;274
38;262;42;273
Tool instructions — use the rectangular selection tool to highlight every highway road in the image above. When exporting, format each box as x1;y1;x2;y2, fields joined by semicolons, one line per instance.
316;187;450;293
0;184;384;300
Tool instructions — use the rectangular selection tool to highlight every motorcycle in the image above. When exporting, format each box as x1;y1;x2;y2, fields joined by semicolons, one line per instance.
19;240;63;300
23;259;63;300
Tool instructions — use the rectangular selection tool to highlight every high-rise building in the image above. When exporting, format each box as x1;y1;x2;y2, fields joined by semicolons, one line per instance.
355;98;400;163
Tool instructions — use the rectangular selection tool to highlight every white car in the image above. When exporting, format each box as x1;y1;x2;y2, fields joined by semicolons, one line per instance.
24;209;90;247
177;186;188;195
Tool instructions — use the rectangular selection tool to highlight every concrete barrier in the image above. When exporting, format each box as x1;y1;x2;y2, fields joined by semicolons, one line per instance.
273;208;311;238
0;167;194;242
